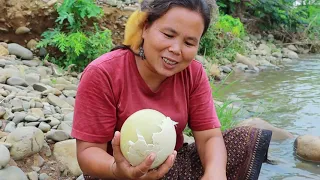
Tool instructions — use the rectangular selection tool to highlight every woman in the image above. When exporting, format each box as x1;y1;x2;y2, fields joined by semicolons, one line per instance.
71;0;272;179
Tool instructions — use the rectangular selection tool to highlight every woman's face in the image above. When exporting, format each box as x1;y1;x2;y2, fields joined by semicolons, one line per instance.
141;6;205;78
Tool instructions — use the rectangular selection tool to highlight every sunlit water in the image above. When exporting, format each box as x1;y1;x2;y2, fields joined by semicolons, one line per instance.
218;54;320;179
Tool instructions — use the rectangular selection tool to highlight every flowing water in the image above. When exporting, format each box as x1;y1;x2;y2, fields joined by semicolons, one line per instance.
218;54;320;179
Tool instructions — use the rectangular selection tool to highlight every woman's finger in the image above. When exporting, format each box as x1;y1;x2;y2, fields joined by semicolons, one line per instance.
111;131;126;163
130;153;156;179
148;151;177;179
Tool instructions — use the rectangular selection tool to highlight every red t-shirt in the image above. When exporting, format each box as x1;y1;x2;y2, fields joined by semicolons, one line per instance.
71;49;221;155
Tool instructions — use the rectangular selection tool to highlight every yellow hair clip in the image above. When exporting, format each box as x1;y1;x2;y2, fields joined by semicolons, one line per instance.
122;0;148;54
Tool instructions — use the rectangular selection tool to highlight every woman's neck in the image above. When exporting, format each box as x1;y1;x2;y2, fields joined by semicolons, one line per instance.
135;56;167;92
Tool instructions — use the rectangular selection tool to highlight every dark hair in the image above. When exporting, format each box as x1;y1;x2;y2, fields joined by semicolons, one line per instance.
111;0;216;52
142;0;215;36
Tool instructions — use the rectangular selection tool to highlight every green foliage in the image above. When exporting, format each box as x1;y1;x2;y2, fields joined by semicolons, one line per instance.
37;0;113;71
199;15;246;62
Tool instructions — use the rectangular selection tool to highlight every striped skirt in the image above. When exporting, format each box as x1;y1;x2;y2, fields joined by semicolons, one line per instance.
84;127;272;180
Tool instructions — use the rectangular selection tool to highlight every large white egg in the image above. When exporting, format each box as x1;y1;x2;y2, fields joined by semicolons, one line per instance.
120;109;177;169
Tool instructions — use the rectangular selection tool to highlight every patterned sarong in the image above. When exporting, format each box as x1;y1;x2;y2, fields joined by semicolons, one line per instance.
84;127;272;180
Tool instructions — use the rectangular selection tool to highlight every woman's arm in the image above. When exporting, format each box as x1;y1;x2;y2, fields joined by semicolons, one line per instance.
192;128;227;180
76;140;117;179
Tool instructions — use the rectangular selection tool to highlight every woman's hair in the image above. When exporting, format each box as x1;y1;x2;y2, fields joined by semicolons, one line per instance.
111;0;217;52
142;0;216;36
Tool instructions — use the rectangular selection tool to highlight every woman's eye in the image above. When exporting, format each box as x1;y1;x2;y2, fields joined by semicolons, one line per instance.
164;33;173;38
185;42;194;46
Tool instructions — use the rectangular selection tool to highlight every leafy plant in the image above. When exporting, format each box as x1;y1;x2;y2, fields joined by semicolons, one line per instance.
37;0;113;71
199;15;247;62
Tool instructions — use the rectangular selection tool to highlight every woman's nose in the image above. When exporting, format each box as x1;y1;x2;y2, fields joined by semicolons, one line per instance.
168;42;182;55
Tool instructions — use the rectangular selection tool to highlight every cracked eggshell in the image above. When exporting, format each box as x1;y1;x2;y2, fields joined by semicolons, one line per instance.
120;109;177;169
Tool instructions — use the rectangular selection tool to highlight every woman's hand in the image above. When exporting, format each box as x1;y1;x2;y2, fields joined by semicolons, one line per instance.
111;131;177;180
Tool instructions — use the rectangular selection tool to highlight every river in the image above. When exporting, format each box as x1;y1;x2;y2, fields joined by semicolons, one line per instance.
218;54;320;179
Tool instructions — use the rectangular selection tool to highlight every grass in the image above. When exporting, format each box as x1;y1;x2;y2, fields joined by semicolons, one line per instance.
184;71;240;136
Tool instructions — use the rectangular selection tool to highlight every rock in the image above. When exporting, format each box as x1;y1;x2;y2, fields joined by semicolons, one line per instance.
33;153;45;167
33;83;49;92
295;135;320;162
25;73;40;85
24;114;40;122
236;117;294;141
39;122;51;132
209;64;220;77
39;173;50;180
12;112;27;124
235;53;255;69
53;139;82;176
283;48;299;59
27;171;38;180
220;66;232;73
235;63;248;71
62;90;77;98
58;121;72;136
4;121;16;133
8;43;33;60
15;26;31;35
287;45;298;52
257;44;271;55
6;77;28;87
0;106;5;118
0;166;28;180
287;51;299;59
47;93;72;108
0;144;10;169
27;39;38;51
5;126;45;160
22;60;40;67
0;42;8;48
46;129;70;142
272;52;283;58
0;45;9;56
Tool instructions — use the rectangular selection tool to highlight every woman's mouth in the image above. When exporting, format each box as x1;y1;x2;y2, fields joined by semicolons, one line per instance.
162;57;177;65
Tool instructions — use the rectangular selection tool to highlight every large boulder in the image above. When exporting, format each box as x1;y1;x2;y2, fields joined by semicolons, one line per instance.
5;126;45;160
7;43;33;59
53;139;82;176
236;117;294;141
295;135;320;162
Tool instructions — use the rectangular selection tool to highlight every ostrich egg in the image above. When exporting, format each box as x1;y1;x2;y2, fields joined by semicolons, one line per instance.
120;109;177;169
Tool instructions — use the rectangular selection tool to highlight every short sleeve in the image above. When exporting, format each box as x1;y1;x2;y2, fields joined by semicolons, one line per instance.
71;65;117;143
188;65;221;131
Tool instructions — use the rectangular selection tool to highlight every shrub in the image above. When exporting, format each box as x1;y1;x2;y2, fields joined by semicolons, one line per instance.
199;14;247;62
37;0;113;71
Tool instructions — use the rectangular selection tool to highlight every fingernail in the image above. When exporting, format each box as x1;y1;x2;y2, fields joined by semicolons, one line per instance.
149;153;155;161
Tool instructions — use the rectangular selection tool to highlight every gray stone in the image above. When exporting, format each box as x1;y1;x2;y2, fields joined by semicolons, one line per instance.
22;60;39;67
27;171;38;180
12;112;27;124
0;166;28;180
33;83;49;92
4;121;16;133
220;66;232;73
47;93;72;108
24;114;40;122
0;144;10;169
39;122;51;132
8;43;33;60
6;77;28;87
62;90;77;98
47;116;61;126
5;126;45;160
46;129;70;142
25;73;40;85
39;173;50;180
